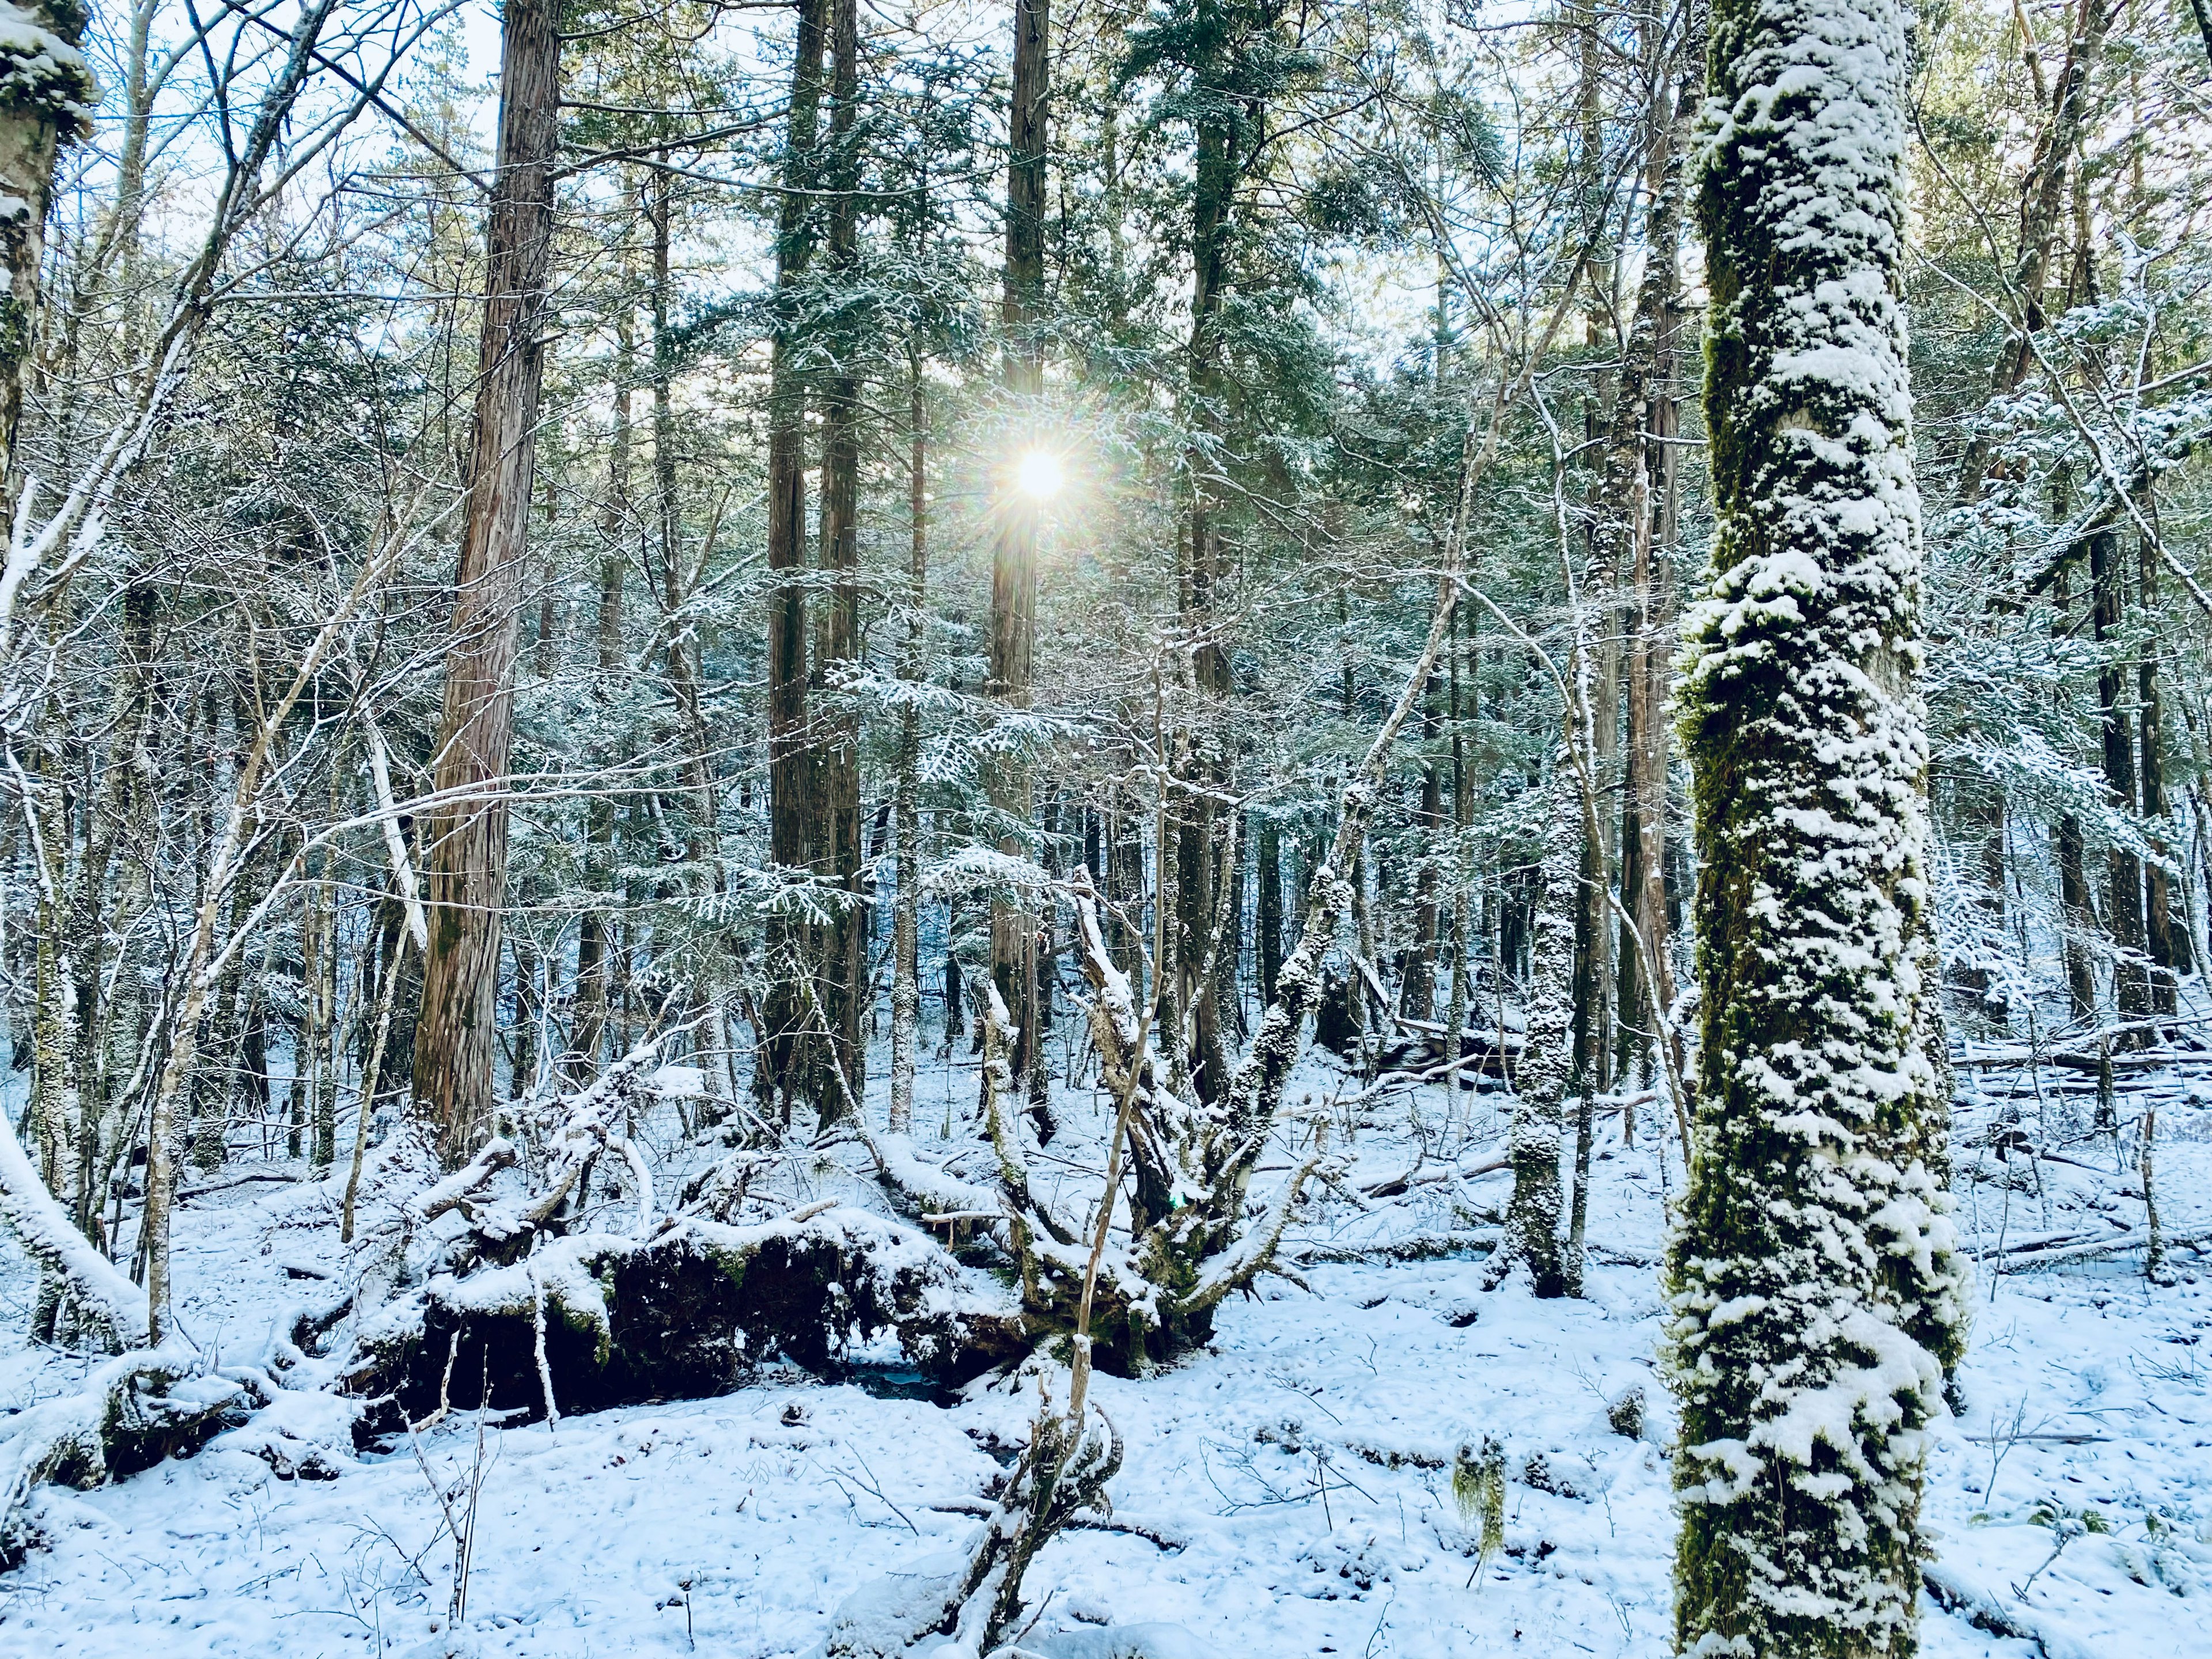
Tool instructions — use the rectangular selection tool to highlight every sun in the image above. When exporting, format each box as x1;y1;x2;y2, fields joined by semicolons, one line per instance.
1014;449;1063;501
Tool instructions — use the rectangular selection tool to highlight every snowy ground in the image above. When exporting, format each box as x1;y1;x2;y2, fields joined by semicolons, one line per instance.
2;1041;2208;1658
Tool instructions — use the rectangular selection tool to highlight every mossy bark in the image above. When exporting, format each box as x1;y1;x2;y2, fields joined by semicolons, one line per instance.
1667;0;1971;1651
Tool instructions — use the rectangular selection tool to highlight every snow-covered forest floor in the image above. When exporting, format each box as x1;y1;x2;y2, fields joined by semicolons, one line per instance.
2;1037;2209;1659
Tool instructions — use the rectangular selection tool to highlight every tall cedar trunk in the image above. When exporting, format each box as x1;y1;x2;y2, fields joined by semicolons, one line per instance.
1955;0;2111;503
890;344;927;1133
1668;0;1969;1649
29;835;74;1213
1573;0;1616;1109
1565;824;1601;1291
1108;791;1145;999
2139;539;2181;1010
190;830;262;1173
289;878;321;1160
2090;528;2148;1018
1216;808;1243;1040
0;2;90;485
990;0;1049;1107
760;0;828;1124
311;872;339;1168
66;581;156;1205
412;0;561;1166
810;0;864;1124
575;297;632;1076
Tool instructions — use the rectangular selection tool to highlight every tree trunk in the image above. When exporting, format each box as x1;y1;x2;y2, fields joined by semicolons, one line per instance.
0;1;90;486
1668;0;1969;1647
1256;817;1283;1008
759;0;828;1126
575;295;633;1078
2051;567;2096;1018
890;345;928;1134
1444;604;1476;1090
289;882;321;1161
1490;763;1572;1299
989;0;1050;1110
650;170;715;869
412;0;562;1166
2090;528;2148;1019
311;877;339;1169
813;0;864;1124
2139;538;2181;1012
1609;31;1696;1099
1403;694;1443;1022
1172;33;1245;1111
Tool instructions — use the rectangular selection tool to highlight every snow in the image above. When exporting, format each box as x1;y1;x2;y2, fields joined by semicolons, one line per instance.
0;1105;146;1349
0;1043;2202;1656
0;2;94;131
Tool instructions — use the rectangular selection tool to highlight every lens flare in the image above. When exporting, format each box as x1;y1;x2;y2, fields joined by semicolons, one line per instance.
1014;450;1063;501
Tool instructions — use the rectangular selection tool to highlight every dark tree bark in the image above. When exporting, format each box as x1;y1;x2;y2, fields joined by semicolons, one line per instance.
1256;817;1283;1007
2139;539;2183;1011
575;296;633;1078
0;1;91;486
889;340;929;1133
1403;698;1443;1022
1955;0;2112;502
2050;574;2097;1021
1174;27;1243;1109
812;0;865;1122
2090;528;2148;1019
649;170;716;868
759;0;828;1125
1609;27;1696;1095
989;0;1050;1107
412;0;561;1166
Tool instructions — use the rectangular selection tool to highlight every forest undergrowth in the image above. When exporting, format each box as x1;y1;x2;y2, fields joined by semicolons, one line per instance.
1;1013;2205;1659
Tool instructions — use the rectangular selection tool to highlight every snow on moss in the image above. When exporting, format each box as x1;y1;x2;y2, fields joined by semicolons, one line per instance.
1668;0;1972;1649
0;3;93;137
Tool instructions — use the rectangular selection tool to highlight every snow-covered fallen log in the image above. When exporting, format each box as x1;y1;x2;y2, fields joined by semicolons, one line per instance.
1979;1224;2210;1267
346;1206;1024;1426
0;1105;147;1352
1921;1562;2099;1659
0;1342;254;1565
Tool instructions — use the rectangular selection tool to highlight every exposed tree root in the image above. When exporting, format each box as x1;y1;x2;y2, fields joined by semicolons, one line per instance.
344;1207;1024;1429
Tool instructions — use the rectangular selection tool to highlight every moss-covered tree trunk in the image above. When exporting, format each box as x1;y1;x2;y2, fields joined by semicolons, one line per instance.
1489;762;1572;1298
1666;0;1970;1650
0;0;92;487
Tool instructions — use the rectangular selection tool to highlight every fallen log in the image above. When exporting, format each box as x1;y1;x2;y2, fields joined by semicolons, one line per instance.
344;1206;1024;1429
0;1344;256;1566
